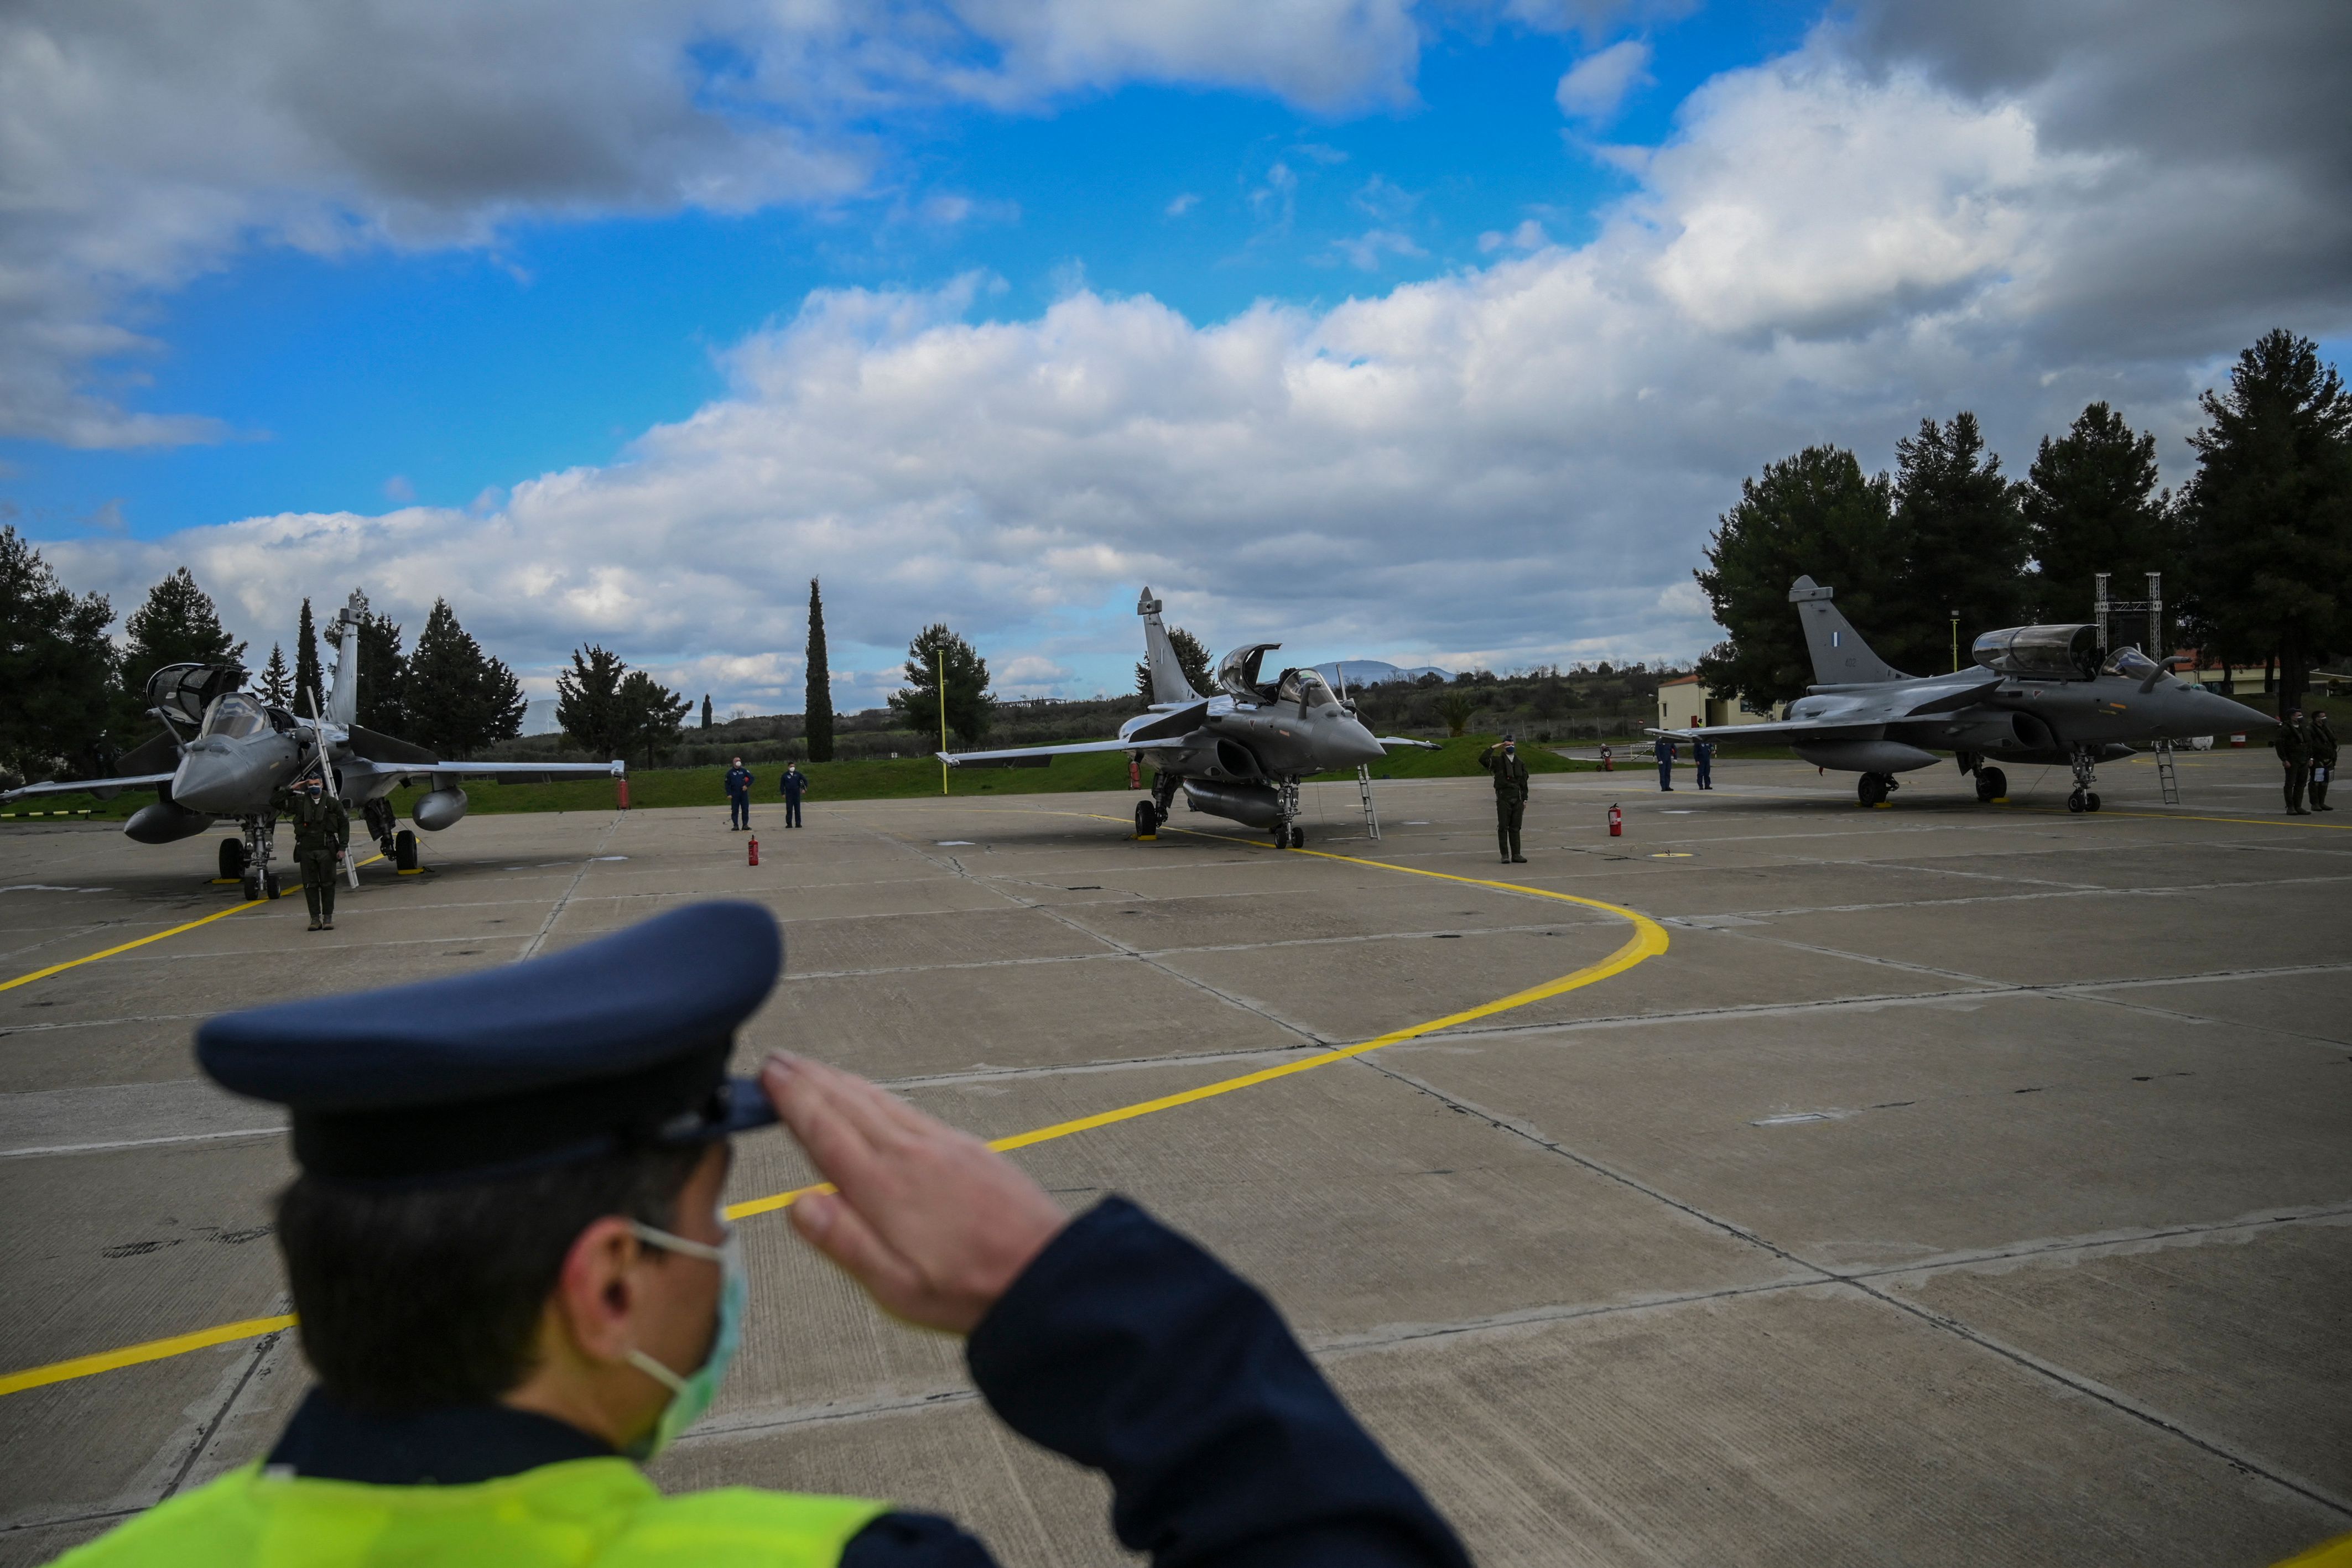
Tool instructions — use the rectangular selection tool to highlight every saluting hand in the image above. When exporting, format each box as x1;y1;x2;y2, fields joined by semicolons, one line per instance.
761;1051;1068;1335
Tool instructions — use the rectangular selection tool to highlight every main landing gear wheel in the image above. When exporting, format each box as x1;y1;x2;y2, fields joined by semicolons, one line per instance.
1857;773;1892;808
1135;801;1158;838
1975;767;2007;804
394;829;419;871
218;838;246;879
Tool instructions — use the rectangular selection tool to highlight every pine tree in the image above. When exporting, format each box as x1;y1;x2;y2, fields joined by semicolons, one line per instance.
891;624;993;747
1133;627;1215;699
804;578;835;762
2179;330;2352;715
257;643;293;706
294;598;325;717
2022;403;2175;627
559;645;633;760
122;567;246;702
0;527;117;782
404;599;527;758
617;670;692;769
1888;412;2028;672
1693;445;1901;706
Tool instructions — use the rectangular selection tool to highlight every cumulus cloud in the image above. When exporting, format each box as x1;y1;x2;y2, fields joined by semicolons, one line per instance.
0;0;1435;450
1555;38;1652;121
40;10;2352;710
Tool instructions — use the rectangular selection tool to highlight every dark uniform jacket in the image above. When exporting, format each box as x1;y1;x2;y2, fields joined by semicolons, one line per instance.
1479;746;1529;801
266;1200;1470;1568
725;766;756;800
782;770;809;800
288;792;350;859
2311;717;2338;769
2275;718;2309;764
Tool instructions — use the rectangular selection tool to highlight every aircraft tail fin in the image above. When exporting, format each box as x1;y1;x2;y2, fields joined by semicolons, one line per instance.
324;590;364;726
1790;577;1909;685
1138;587;1201;704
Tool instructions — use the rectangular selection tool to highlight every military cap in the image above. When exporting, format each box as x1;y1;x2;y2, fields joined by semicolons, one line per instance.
198;902;783;1185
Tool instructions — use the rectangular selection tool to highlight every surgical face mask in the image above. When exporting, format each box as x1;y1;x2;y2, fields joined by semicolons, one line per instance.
622;1218;746;1461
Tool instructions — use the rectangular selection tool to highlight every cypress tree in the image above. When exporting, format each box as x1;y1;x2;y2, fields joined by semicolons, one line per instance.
804;577;835;762
701;694;713;730
294;598;325;717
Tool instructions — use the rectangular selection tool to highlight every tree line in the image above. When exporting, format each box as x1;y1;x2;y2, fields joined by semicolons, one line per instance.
0;555;532;783
1696;329;2351;713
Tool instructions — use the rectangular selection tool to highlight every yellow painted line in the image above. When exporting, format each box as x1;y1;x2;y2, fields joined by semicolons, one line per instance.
0;1315;297;1399
0;834;1667;1394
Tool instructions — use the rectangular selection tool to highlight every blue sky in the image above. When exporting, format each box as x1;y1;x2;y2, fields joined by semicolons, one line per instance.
5;1;2346;710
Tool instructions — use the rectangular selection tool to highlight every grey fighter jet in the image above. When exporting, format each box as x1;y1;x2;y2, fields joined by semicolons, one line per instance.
939;588;1432;845
1;592;622;899
1648;576;2273;811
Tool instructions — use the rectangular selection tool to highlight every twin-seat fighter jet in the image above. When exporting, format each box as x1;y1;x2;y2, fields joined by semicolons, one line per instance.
1648;576;2273;810
1;592;622;900
940;588;1430;845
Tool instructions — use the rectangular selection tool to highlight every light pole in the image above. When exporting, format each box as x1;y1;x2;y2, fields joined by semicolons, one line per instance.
1950;608;1959;673
936;647;949;797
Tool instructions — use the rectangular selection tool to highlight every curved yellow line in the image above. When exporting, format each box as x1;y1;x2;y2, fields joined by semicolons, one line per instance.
0;844;1666;1393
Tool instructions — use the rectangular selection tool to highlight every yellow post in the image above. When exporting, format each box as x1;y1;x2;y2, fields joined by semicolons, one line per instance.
937;647;949;796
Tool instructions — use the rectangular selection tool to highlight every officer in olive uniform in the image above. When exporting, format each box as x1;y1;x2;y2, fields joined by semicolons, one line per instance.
2276;707;2311;815
2311;708;2337;811
1481;733;1531;864
288;775;350;931
62;903;1470;1568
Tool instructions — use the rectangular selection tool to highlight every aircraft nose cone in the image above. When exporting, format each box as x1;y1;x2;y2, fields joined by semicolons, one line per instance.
173;752;247;814
1336;720;1385;766
2212;694;2275;732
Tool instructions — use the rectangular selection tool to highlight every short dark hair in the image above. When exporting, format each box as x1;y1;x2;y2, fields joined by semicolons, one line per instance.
277;1144;706;1412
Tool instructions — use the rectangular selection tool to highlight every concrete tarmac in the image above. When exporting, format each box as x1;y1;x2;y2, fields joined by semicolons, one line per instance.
1;746;2346;1565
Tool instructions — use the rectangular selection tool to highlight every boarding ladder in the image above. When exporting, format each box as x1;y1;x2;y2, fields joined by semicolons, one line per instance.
2155;739;2181;805
1356;764;1381;841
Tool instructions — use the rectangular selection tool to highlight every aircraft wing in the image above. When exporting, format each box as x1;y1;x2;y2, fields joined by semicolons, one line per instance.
940;738;1159;768
1377;736;1441;750
0;771;175;803
1649;671;2003;743
1647;720;1853;743
344;759;625;784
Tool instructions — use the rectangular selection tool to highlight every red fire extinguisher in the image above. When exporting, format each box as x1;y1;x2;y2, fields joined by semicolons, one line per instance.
1128;757;1142;789
1607;803;1622;837
1601;744;1614;773
747;836;760;867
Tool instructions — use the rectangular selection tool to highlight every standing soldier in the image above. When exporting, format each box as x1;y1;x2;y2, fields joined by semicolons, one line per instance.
724;756;754;832
2275;706;2311;815
1480;733;1531;864
2309;707;2337;812
1693;734;1715;791
781;761;809;828
1652;733;1677;793
289;775;348;932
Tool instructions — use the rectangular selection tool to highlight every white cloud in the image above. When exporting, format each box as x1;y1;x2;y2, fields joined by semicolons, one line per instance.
1556;38;1652;121
1165;191;1201;217
1327;228;1427;270
0;0;1428;449
41;23;2352;712
1477;218;1550;253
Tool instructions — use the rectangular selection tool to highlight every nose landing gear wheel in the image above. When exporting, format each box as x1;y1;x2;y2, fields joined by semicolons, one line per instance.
2068;788;2086;812
218;838;246;879
240;871;262;902
2084;791;2100;812
263;868;282;900
1288;826;1306;849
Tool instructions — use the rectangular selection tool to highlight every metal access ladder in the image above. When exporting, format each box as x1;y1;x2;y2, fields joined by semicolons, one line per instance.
1356;764;1381;841
2155;740;2181;805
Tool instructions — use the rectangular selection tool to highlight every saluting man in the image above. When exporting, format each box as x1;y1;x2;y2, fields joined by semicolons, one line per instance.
1480;732;1531;864
61;903;1470;1568
288;774;348;932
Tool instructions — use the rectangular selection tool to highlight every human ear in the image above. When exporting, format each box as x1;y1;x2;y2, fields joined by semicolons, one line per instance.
549;1216;650;1366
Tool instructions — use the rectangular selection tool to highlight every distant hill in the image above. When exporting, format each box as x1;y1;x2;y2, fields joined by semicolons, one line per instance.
1310;659;1450;689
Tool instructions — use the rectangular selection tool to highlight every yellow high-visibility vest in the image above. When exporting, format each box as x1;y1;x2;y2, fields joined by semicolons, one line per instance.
56;1457;887;1567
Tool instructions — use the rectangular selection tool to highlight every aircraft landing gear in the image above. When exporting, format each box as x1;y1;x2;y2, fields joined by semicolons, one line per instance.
2066;746;2101;814
1857;772;1896;807
1975;766;2008;804
394;829;419;872
1135;800;1159;838
218;838;245;880
1272;778;1304;848
362;798;399;858
236;815;281;900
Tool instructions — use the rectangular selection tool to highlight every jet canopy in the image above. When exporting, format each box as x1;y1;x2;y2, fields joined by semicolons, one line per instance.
147;663;248;730
1972;624;2099;682
1217;643;1284;703
1274;667;1339;710
197;692;272;741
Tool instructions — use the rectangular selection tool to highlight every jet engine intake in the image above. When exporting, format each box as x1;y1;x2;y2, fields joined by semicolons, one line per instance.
1792;739;1939;774
124;801;215;844
413;786;470;832
1934;712;2043;754
1182;780;1282;829
1211;738;1265;780
1971;624;2099;682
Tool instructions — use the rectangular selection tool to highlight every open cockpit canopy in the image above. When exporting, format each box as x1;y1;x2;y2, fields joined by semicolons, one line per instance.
147;663;248;730
1971;624;2099;682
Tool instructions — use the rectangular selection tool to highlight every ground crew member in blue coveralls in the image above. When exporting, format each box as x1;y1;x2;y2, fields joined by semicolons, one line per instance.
724;756;754;831
1653;733;1677;791
1693;734;1714;791
61;902;1471;1568
782;762;809;828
